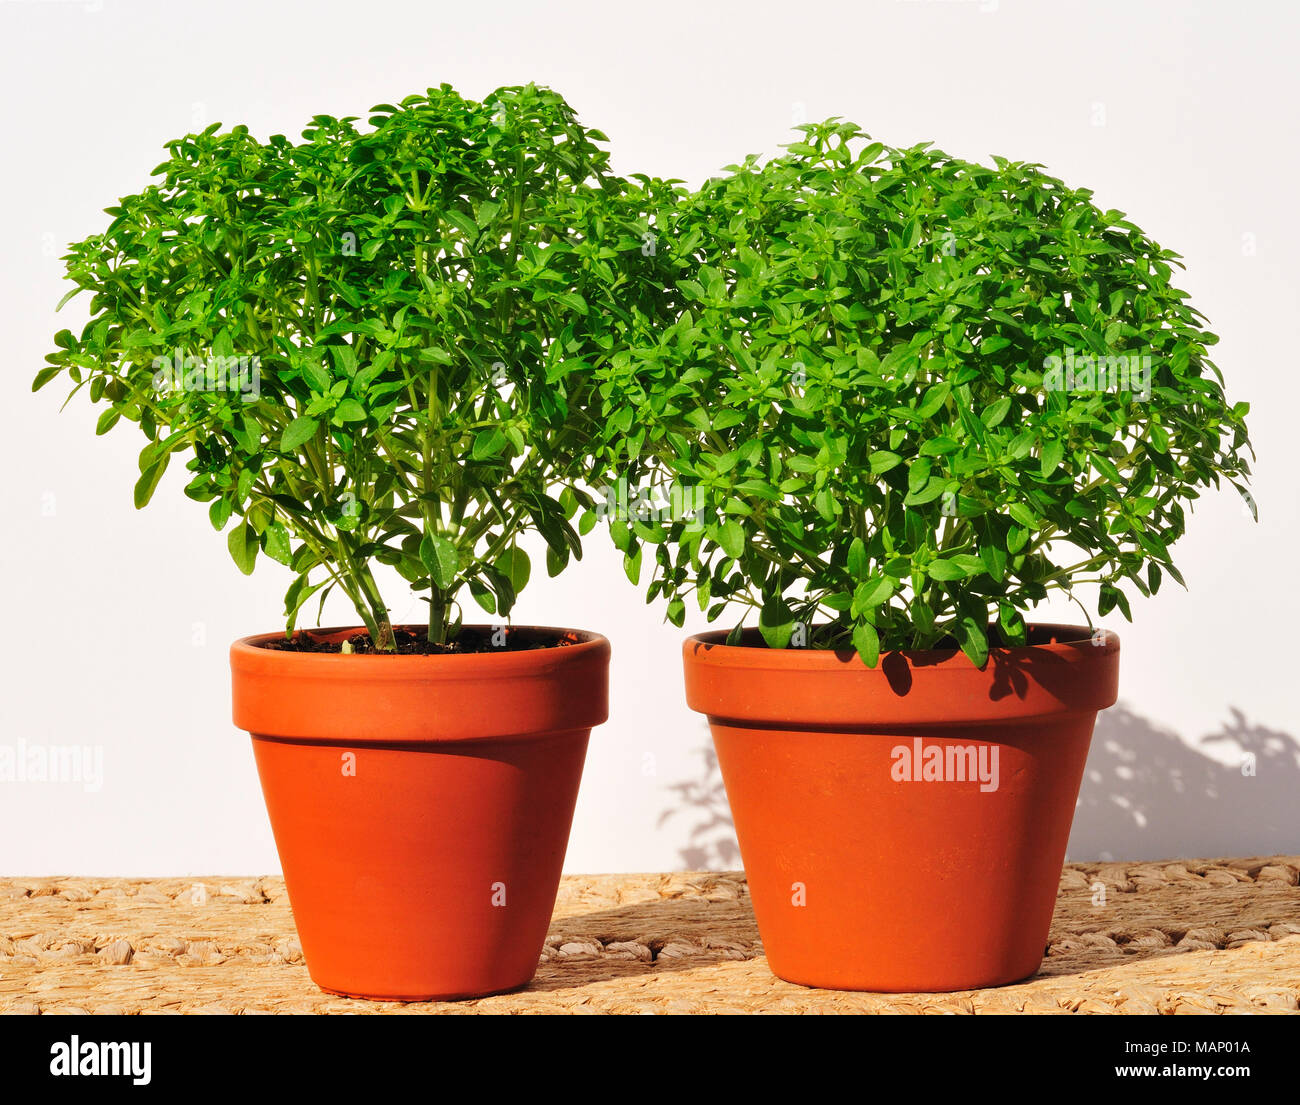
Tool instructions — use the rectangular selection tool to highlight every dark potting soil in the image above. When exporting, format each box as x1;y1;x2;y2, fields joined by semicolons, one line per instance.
261;627;577;655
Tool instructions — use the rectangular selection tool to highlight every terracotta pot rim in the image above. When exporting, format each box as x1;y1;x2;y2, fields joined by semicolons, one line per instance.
682;621;1119;727
684;621;1117;671
231;624;611;742
232;623;609;681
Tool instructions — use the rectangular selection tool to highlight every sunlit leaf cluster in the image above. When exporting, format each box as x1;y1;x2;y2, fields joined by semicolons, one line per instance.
37;84;673;648
594;121;1254;664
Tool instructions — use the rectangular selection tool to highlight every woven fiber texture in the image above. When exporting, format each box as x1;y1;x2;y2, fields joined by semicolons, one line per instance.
1;857;1297;1014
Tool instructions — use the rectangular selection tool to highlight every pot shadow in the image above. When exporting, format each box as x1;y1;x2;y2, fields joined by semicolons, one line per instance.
524;928;760;995
655;705;1300;868
518;706;1298;997
525;870;760;994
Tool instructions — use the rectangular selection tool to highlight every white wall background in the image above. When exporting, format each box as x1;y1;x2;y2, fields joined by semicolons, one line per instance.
1;0;1295;875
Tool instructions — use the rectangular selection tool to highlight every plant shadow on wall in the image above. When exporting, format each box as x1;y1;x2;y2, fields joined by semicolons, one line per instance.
660;707;1300;869
658;725;741;870
1070;703;1300;861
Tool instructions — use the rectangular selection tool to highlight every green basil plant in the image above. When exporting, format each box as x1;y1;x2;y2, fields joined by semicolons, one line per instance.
35;84;673;651
594;121;1255;666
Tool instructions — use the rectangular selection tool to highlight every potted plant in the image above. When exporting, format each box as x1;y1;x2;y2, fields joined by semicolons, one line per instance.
594;122;1255;991
34;84;672;1000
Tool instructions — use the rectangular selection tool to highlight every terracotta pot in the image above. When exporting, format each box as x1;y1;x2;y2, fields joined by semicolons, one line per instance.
231;624;609;1001
683;623;1119;992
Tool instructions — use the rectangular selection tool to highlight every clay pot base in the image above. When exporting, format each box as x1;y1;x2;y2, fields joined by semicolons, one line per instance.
232;625;609;1002
316;979;531;1003
685;622;1120;993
